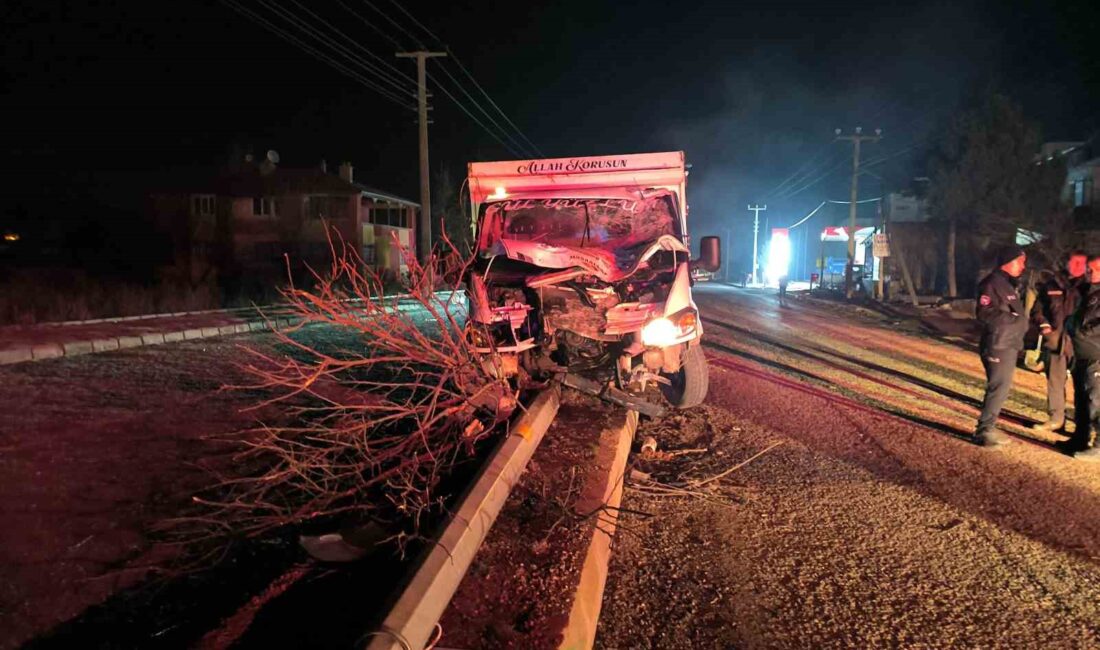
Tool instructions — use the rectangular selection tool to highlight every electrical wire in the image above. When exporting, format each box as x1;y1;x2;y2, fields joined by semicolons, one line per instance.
381;0;544;157
220;0;415;111
785;201;827;230
286;0;417;85
262;0;415;96
348;0;537;157
762;141;839;200
428;63;538;158
775;158;849;200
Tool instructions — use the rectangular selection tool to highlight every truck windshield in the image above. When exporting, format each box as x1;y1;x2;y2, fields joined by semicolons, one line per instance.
480;192;679;251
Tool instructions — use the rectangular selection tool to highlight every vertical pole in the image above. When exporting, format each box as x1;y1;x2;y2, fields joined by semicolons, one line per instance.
876;199;885;301
818;235;825;292
415;55;431;262
748;204;766;285
846;137;861;298
724;227;732;282
751;208;759;285
836;127;880;298
397;51;446;263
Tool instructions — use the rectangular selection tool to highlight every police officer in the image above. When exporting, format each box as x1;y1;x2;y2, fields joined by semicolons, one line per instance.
1063;255;1100;461
1030;250;1087;432
973;246;1029;447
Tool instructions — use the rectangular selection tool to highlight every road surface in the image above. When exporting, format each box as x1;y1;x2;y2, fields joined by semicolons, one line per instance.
597;284;1100;649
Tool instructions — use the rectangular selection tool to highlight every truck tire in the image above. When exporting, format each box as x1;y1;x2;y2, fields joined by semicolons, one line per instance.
660;344;709;409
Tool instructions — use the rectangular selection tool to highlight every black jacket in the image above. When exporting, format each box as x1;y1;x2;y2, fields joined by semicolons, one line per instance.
1030;271;1085;355
976;269;1028;352
1070;282;1100;362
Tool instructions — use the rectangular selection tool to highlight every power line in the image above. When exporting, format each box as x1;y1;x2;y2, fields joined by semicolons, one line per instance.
365;0;429;48
381;0;544;157
261;0;415;96
762;141;838;200
290;0;417;84
786;201;827;230
220;0;415;111
442;55;544;158
427;63;538;158
347;0;537;157
776;158;849;199
828;197;882;204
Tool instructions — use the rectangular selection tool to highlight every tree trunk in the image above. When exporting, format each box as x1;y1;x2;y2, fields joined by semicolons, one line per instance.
946;218;958;298
893;238;921;307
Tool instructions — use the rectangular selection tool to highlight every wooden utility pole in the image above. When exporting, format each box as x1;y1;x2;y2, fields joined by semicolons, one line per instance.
397;51;446;262
876;199;885;300
748;204;767;285
835;127;881;298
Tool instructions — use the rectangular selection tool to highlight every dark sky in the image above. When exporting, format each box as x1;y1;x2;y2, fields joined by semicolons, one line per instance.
2;0;1098;266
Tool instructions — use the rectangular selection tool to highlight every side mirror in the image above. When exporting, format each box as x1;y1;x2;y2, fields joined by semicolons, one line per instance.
693;235;721;273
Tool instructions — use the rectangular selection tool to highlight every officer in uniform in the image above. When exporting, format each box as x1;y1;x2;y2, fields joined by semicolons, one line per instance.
1030;250;1087;432
973;246;1029;447
1064;254;1100;461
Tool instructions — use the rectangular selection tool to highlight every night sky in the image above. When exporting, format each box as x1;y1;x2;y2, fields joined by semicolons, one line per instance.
2;0;1098;268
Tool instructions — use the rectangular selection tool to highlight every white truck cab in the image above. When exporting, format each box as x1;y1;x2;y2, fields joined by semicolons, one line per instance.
466;152;720;412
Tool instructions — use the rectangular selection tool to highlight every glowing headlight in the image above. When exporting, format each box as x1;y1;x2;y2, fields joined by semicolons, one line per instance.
641;317;679;347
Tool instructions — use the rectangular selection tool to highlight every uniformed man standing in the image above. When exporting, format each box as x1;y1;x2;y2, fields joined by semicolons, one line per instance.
1030;250;1087;432
972;246;1029;447
1063;255;1100;461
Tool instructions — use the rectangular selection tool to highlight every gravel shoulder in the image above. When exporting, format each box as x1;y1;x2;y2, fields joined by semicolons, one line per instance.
598;402;1100;649
597;287;1100;649
0;334;280;648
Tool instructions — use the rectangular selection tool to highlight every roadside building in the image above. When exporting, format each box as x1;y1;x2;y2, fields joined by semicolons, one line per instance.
1055;140;1098;227
150;155;419;290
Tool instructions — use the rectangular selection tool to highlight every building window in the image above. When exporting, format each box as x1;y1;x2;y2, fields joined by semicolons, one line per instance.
362;244;376;265
370;205;411;228
1074;179;1093;207
191;194;215;217
253;196;276;216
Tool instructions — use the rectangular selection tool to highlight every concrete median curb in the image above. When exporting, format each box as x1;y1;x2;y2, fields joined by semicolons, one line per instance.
0;291;461;367
366;386;562;650
0;316;301;366
558;408;640;650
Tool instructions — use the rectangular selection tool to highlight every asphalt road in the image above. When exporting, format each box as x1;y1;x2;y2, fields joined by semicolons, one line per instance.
597;284;1100;649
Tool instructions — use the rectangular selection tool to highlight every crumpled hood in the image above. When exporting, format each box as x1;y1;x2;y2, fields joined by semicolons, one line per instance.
492;234;690;282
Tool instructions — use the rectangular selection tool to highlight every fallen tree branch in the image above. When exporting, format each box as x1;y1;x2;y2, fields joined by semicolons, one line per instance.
687;441;786;488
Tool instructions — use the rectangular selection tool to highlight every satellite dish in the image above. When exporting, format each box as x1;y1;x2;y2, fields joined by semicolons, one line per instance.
266;150;280;164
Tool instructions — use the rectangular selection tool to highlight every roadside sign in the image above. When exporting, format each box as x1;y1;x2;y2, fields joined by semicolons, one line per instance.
872;233;890;258
825;257;847;275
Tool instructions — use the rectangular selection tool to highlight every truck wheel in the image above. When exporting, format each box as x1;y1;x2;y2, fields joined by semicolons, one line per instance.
660;344;709;409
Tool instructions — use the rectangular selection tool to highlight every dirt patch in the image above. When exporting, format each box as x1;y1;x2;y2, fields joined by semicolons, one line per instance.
0;335;282;648
439;391;621;649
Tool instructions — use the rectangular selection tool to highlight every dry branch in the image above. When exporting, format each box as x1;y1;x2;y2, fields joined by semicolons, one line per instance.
169;228;514;548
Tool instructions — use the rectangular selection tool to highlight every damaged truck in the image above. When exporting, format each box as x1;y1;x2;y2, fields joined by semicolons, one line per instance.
465;152;720;415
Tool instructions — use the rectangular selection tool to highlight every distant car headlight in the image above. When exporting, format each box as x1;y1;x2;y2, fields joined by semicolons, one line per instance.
641;317;679;347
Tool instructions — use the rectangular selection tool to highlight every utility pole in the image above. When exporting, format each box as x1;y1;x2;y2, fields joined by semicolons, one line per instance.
835;127;881;298
397;51;446;262
748;204;767;285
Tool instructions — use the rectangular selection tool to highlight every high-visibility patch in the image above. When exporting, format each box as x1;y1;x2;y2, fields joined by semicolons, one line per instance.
980;295;992;306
